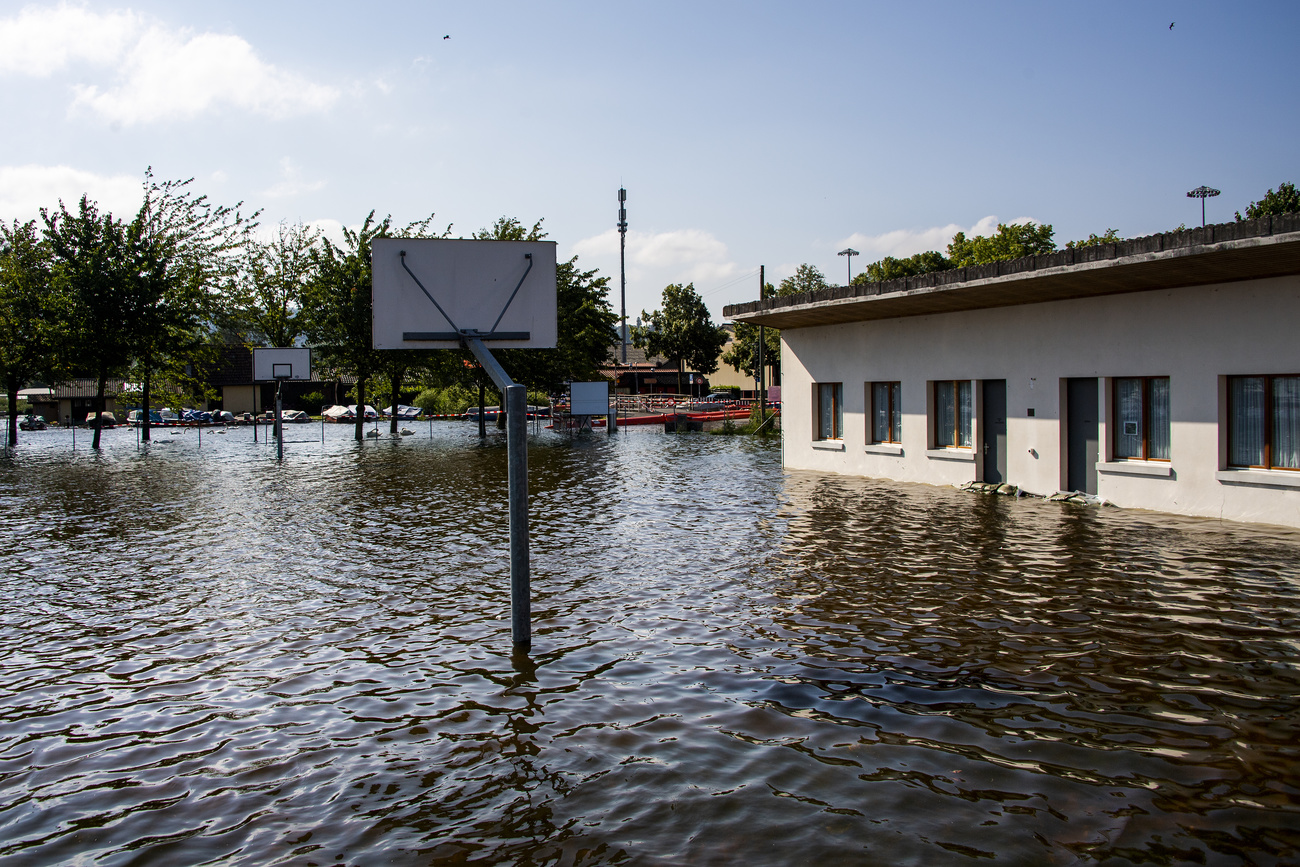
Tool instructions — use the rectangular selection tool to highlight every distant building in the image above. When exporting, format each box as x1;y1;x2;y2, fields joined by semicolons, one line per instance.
26;379;128;424
726;215;1300;528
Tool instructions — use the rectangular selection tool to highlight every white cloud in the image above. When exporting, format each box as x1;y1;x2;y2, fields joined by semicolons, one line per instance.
0;164;141;221
0;3;139;76
840;215;1042;260
71;27;339;124
262;157;325;199
0;4;338;124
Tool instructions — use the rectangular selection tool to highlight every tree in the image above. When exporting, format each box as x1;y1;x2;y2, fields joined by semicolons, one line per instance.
722;281;779;381
227;221;319;348
302;211;443;441
1065;228;1122;249
1236;182;1300;221
0;220;64;447
851;250;953;285
946;222;1056;267
128;171;256;441
42;196;136;450
636;283;727;395
778;263;829;296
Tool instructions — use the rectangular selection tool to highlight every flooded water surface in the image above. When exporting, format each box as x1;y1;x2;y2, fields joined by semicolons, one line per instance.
2;425;1299;865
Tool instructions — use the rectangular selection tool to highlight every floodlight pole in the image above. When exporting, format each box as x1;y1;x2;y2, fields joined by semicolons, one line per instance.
465;337;531;650
1187;185;1220;228
838;247;859;284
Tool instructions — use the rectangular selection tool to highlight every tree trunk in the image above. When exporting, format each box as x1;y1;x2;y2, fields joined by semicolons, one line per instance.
389;369;402;434
354;375;365;442
93;368;107;450
676;360;683;396
141;355;152;442
496;387;506;429
6;374;18;448
478;383;486;438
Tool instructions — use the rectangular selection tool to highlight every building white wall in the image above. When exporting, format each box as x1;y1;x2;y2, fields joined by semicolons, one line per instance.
781;274;1300;527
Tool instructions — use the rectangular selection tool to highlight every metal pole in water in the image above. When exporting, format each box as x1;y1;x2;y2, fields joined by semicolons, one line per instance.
506;383;530;649
275;384;284;461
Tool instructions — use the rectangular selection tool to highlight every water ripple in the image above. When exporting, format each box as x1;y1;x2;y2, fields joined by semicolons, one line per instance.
0;425;1298;864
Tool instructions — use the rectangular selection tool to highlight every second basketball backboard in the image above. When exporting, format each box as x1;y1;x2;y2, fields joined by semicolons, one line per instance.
372;238;557;350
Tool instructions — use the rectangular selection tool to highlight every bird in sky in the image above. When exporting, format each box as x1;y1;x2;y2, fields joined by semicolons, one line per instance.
444;34;450;39
1169;22;1175;29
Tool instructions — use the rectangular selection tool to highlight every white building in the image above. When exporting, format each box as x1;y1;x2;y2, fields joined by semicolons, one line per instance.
725;216;1300;528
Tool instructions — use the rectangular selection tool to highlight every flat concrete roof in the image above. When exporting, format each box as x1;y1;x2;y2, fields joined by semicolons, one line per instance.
724;214;1300;329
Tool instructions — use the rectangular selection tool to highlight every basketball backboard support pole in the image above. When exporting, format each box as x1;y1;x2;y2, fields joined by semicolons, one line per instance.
464;338;531;650
372;239;557;652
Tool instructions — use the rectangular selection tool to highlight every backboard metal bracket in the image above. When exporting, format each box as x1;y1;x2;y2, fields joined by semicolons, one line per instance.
402;330;531;342
399;249;534;341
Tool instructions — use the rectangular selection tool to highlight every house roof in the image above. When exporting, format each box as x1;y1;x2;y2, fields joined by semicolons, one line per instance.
602;345;673;369
45;379;130;398
725;214;1300;329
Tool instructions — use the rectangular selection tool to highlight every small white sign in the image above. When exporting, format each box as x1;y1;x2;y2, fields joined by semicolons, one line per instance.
570;381;609;416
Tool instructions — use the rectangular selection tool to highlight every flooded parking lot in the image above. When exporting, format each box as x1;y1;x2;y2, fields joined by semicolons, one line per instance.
2;424;1299;865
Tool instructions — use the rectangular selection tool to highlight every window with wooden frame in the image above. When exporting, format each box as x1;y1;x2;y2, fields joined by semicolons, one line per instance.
870;381;901;443
1113;376;1170;461
815;382;843;440
933;380;972;448
1228;375;1300;470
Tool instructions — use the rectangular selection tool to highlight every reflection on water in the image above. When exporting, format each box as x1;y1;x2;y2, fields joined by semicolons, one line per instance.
2;425;1299;865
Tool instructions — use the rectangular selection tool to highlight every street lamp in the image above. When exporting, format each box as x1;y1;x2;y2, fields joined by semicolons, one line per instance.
1186;185;1220;228
838;247;859;284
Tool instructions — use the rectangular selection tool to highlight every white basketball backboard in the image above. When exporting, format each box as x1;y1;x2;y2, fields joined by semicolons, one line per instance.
570;381;609;416
371;238;558;350
253;347;312;381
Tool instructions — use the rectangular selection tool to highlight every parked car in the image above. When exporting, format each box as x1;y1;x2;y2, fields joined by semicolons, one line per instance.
281;410;311;423
84;411;118;428
19;414;47;431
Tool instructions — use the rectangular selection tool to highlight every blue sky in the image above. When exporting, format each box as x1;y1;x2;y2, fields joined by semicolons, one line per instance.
1;1;1296;321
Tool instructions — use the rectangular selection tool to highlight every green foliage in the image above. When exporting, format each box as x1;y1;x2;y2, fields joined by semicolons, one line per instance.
1065;228;1121;249
227;221;319;347
473;216;545;242
744;405;779;437
947;222;1056;267
722;318;780;379
636;283;728;394
414;383;478;415
711;415;739;436
778;264;828;296
1236;182;1300;221
851;250;953;284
